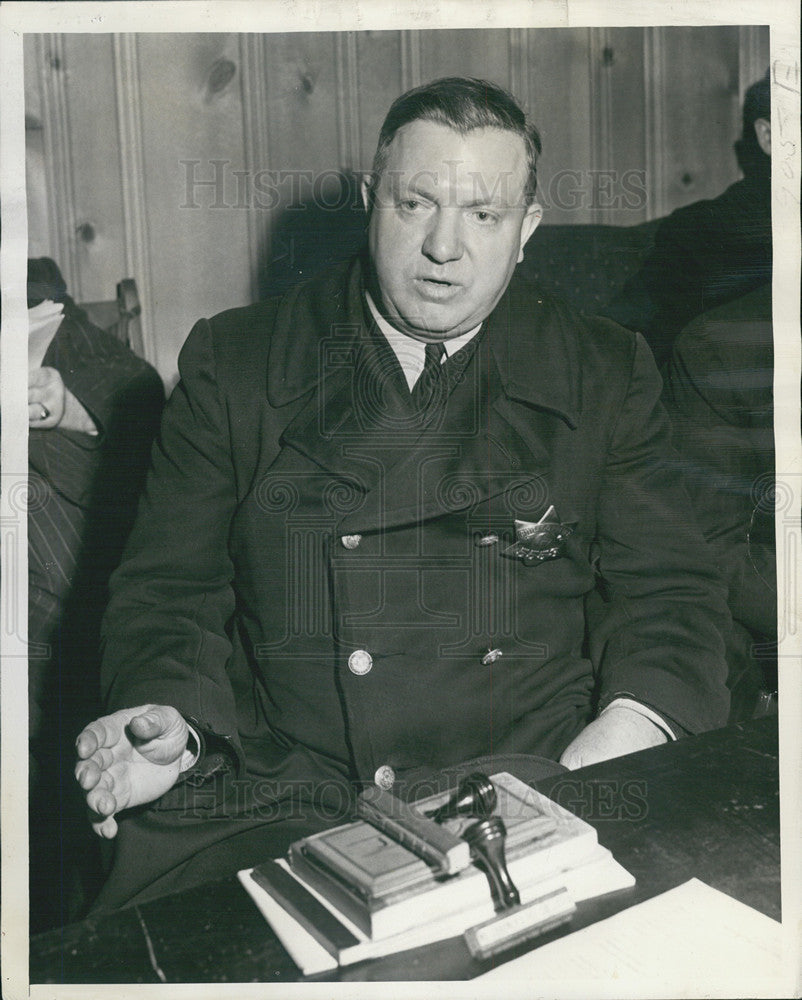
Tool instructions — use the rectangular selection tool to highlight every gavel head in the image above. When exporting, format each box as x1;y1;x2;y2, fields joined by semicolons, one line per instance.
426;772;497;824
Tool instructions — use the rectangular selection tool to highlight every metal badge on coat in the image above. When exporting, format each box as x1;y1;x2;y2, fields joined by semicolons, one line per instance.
503;505;577;566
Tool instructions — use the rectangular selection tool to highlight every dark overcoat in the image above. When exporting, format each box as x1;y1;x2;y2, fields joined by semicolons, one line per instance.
101;255;730;799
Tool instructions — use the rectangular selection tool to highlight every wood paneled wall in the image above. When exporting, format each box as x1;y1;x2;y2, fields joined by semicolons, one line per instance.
23;27;769;385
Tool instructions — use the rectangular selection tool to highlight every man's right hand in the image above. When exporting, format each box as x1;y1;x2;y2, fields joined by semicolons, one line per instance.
75;705;191;838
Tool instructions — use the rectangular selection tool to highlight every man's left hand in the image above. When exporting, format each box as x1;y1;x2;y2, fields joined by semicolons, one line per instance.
560;704;667;770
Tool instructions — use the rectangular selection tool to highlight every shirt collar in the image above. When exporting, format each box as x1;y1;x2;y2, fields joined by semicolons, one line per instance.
364;290;481;390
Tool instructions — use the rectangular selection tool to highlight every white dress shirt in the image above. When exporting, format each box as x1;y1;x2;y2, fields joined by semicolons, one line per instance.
364;290;480;390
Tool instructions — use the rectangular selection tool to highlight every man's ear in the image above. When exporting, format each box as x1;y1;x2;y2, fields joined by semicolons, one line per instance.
517;202;543;263
754;118;771;157
360;172;376;215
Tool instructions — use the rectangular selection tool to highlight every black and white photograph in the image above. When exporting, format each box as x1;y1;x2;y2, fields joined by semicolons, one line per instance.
1;1;800;996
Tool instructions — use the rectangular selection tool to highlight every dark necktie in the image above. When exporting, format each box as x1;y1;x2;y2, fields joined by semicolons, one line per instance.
411;340;446;411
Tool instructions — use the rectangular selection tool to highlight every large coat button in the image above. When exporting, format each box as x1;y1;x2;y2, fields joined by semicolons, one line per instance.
348;649;373;675
374;765;396;790
341;534;362;550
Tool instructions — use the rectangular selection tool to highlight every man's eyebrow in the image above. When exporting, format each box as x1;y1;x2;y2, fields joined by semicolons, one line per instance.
398;182;511;209
398;181;438;201
461;196;507;209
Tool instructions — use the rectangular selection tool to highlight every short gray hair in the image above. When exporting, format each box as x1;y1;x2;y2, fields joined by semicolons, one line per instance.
371;77;542;205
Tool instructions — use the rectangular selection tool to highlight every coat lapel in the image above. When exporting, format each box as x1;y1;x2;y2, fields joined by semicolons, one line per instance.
273;259;417;497
266;257;583;534
336;335;559;534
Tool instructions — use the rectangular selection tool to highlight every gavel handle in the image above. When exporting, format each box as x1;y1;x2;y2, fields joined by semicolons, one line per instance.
477;853;520;910
465;817;521;911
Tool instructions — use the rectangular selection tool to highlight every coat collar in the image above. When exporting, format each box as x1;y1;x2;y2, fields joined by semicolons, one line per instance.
266;254;581;429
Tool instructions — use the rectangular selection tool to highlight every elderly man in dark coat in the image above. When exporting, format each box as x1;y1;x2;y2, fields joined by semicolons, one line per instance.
75;78;731;911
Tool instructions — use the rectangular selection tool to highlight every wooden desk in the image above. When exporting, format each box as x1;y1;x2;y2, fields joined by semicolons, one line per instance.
29;717;779;984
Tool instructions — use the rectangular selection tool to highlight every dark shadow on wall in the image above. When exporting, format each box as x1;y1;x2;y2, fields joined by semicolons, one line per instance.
259;172;368;300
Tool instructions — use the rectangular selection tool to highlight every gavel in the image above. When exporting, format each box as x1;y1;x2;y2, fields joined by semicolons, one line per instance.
424;772;498;824
426;773;520;911
463;815;520;911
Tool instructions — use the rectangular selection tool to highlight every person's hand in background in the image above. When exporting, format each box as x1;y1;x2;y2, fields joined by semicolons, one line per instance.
29;365;97;433
28;366;65;428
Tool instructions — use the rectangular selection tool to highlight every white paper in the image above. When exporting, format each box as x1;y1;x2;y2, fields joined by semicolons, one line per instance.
237;867;339;976
476;878;783;998
27;300;64;370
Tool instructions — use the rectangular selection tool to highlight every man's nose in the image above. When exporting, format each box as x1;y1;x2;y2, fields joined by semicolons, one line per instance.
421;209;464;264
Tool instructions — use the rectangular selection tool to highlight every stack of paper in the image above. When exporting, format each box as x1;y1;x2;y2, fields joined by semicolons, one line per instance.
475;879;783;998
238;772;636;975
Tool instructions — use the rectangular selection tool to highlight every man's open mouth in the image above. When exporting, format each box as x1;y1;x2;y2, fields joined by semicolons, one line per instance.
417;277;460;289
416;277;461;299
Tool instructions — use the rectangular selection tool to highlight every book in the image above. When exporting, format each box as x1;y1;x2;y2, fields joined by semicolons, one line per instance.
356;785;471;875
286;772;597;939
238;845;635;975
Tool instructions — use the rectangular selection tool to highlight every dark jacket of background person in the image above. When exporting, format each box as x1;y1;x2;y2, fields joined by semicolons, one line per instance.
662;283;775;719
604;72;772;366
603;169;771;366
27;260;164;931
28;299;165;735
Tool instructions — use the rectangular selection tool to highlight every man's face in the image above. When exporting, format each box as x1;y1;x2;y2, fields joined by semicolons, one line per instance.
362;120;542;343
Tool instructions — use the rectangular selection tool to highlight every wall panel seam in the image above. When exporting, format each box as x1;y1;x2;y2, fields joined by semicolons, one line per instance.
335;32;361;172
643;27;666;221
36;34;80;297
589;27;614;225
239;34;272;303
738;25;767;102
400;30;422;93
112;33;155;364
507;28;529;110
